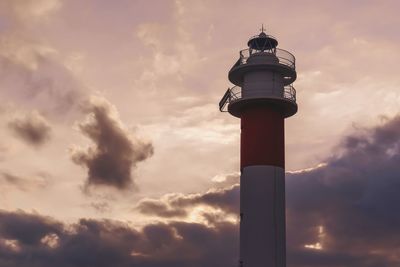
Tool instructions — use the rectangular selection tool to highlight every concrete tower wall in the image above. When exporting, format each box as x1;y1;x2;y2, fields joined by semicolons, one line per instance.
240;165;286;267
242;54;285;99
242;71;284;98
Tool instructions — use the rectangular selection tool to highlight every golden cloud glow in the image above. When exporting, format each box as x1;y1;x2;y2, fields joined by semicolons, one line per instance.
304;225;325;250
304;242;322;250
2;238;21;252
40;233;60;248
287;163;327;174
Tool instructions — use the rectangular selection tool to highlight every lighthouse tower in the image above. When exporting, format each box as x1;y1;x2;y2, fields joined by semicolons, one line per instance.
219;28;297;267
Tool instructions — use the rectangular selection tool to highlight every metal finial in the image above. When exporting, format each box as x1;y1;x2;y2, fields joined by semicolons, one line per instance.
260;24;266;33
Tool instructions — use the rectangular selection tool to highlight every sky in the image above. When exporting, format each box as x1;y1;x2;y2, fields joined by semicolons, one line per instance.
0;0;400;266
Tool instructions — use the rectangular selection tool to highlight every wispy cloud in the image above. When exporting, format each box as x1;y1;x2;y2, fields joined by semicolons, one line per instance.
7;110;51;147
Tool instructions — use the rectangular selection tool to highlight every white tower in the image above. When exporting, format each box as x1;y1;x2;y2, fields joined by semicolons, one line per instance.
219;28;297;267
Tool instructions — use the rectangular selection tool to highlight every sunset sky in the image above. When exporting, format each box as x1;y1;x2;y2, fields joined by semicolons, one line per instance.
1;0;400;266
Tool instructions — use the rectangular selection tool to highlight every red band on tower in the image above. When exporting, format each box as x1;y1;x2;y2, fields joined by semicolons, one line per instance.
240;106;284;169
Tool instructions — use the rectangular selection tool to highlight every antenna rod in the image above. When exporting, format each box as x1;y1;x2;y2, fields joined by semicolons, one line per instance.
260;24;266;33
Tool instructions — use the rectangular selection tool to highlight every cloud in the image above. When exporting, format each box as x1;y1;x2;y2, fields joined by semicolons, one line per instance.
137;184;239;220
0;210;62;247
0;210;238;267
2;109;400;267
71;96;154;190
285;115;400;266
0;171;50;191
7;110;51;146
0;1;85;117
0;44;85;115
0;0;61;23
136;115;400;266
88;201;112;214
136;199;188;218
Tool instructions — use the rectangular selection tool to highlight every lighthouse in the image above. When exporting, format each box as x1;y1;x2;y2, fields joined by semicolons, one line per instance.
219;28;297;267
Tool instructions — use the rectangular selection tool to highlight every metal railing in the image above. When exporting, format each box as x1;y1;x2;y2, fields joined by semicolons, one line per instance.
219;85;296;112
283;85;296;102
236;48;296;70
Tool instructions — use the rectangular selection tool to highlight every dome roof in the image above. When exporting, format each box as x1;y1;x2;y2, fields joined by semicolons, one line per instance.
247;28;278;50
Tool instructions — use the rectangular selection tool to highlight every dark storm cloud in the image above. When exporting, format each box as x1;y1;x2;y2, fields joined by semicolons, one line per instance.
7;111;51;146
0;210;63;247
0;210;237;267
139;115;400;266
136;200;188;218
2;116;400;266
136;183;239;218
285;115;400;266
71;97;154;190
287;248;393;267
